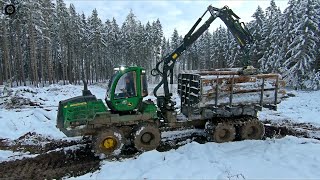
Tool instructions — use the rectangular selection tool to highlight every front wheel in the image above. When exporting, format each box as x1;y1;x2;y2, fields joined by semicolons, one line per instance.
94;128;125;156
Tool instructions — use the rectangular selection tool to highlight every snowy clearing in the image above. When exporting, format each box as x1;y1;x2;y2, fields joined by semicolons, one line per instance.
72;136;320;180
259;90;320;126
0;84;319;179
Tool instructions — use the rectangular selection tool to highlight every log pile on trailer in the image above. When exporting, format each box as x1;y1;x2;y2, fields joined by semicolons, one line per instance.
178;67;286;119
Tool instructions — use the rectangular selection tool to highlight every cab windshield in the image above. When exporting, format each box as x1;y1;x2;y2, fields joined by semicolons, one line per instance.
106;72;118;99
106;71;137;99
114;71;136;99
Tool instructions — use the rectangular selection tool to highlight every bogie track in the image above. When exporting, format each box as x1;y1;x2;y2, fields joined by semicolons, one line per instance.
205;116;265;143
92;122;161;156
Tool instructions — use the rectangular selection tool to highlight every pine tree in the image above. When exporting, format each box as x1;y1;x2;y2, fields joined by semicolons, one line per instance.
249;6;266;68
283;0;319;88
170;29;180;82
198;30;212;69
42;0;54;85
309;0;320;89
68;4;83;84
150;19;163;83
212;26;227;68
0;0;319;90
27;1;38;86
258;0;282;73
282;0;298;59
266;7;283;73
56;0;70;84
79;13;90;83
88;9;103;82
121;10;138;66
0;18;11;85
109;18;121;73
170;29;180;51
133;21;145;66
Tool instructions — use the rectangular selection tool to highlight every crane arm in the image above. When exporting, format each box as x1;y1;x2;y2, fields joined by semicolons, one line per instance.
151;5;253;112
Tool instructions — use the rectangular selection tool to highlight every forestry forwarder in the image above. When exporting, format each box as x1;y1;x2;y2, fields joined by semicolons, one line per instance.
57;5;277;156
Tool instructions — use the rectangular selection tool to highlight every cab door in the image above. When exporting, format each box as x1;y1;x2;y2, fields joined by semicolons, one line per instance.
111;70;141;111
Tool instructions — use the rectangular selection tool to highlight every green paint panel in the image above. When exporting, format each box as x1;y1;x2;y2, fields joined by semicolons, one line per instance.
63;99;107;128
139;100;157;118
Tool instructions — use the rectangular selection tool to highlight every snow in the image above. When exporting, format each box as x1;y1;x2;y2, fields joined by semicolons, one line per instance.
200;74;240;79
0;84;320;179
113;131;124;156
0;108;65;140
0;84;107;140
0;150;38;162
161;129;205;141
135;126;145;136
259;90;320;126
71;137;320;180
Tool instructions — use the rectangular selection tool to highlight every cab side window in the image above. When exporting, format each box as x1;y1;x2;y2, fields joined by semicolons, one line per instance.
141;73;148;97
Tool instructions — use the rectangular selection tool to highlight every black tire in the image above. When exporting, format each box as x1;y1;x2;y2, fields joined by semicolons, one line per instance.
240;120;265;140
212;123;236;143
94;128;124;156
133;123;160;151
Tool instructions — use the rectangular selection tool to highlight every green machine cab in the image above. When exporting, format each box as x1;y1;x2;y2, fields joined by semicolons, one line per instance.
106;66;148;112
56;66;157;136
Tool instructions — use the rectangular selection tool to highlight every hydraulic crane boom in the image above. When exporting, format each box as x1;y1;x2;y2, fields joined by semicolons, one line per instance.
151;5;253;114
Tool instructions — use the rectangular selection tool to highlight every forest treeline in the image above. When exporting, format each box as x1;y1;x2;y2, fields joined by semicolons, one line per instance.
0;0;319;89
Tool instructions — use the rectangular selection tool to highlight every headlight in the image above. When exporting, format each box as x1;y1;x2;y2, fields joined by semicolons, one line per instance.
120;66;126;71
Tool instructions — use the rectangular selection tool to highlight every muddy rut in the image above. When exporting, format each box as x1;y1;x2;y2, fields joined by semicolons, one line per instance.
0;122;319;179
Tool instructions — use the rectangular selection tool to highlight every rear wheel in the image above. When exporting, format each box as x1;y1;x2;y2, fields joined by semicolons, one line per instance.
211;123;236;143
94;128;124;156
240;120;265;140
133;123;160;151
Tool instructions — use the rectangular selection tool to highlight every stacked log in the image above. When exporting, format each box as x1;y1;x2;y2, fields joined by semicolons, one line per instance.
178;68;286;108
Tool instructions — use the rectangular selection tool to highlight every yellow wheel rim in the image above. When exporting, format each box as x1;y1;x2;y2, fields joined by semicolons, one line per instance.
103;137;116;150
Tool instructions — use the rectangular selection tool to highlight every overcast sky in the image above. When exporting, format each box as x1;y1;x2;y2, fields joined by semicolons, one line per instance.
65;0;289;38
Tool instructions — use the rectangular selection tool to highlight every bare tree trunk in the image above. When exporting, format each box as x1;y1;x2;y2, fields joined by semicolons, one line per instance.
0;53;3;85
61;46;66;85
76;47;81;84
28;14;38;87
53;50;57;84
43;40;48;84
41;46;45;87
2;20;11;84
67;43;74;84
46;37;53;84
16;21;26;86
8;22;16;87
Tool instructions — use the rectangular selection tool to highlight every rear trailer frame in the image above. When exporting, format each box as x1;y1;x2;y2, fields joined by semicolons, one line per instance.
177;68;285;120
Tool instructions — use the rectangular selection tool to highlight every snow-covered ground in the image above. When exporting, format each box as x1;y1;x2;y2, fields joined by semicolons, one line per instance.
259;90;320;126
0;84;106;140
0;84;320;179
72;137;320;180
